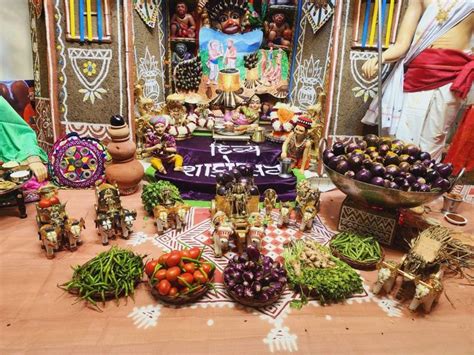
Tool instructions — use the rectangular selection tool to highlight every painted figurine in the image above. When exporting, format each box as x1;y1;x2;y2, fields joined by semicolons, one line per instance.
266;12;292;48
171;1;196;38
277;201;292;228
263;188;278;217
211;211;235;258
408;272;444;313
281;116;313;173
206;0;247;35
247;212;266;251
144;116;183;174
171;43;194;68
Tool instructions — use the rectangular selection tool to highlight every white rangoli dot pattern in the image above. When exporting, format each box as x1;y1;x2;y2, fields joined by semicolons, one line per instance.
128;305;162;329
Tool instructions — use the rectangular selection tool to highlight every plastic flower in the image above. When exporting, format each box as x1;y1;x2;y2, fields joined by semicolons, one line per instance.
82;61;97;77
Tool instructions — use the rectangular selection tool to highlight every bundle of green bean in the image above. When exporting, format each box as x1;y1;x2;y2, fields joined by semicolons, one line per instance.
60;246;145;310
330;232;382;263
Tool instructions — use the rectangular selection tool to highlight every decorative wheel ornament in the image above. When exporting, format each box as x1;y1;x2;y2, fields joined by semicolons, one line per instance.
49;133;107;188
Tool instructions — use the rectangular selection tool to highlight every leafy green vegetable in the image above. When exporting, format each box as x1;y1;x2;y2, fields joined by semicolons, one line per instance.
283;241;363;307
141;181;183;215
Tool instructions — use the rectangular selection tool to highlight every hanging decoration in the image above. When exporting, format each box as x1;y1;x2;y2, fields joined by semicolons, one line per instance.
303;0;336;34
134;0;159;29
49;133;107;188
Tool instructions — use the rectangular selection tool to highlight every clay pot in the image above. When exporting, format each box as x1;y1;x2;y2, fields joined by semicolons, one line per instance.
105;115;144;195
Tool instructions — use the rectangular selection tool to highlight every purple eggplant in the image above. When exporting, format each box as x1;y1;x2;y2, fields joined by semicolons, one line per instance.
332;142;346;156
384;152;400;166
323;149;335;164
432;177;450;191
419;184;431;192
410;182;421;192
399;161;411;173
370;163;386;177
328;155;343;170
344;170;356;178
370;176;385;187
216;186;227;196
355;169;373;183
363;134;380;147
345;142;359;154
249;186;259;196
403;144;420;157
362;158;373;170
425;169;440;183
246;245;261;262
378;143;390;156
336;160;350;174
435;163;453;178
405;173;417;184
386;164;401;177
410;164;427;177
417;177;426;185
348;155;363;171
418;151;431;161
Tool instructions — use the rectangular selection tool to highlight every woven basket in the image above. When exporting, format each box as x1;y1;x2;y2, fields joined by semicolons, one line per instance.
150;280;211;305
330;245;384;271
224;280;285;308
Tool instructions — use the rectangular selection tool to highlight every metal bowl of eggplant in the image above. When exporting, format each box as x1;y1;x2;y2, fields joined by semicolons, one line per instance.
320;136;463;209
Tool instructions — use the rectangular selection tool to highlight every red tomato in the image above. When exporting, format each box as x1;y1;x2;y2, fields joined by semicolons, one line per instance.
169;287;179;297
158;253;170;265
182;263;196;274
166;251;182;267
181;250;191;259
189;247;201;260
154;269;167;281
178;272;194;287
38;199;51;209
166;266;181;282
194;270;208;284
157;279;171;296
49;196;60;205
145;259;160;277
201;263;213;275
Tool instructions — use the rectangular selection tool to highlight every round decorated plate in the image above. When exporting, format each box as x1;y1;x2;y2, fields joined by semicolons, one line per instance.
49;133;107;188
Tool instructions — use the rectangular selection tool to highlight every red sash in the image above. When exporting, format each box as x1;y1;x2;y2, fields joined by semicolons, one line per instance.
403;48;474;99
444;106;474;174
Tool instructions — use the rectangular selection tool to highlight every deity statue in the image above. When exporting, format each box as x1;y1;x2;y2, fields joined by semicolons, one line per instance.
171;43;194;68
281;116;313;174
134;84;154;154
171;1;196;38
266;12;292;48
143;116;183;174
307;91;326;163
361;1;473;160
229;183;249;217
206;0;247;35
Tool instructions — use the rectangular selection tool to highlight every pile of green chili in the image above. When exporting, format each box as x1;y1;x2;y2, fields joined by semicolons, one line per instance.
330;232;382;263
60;246;145;311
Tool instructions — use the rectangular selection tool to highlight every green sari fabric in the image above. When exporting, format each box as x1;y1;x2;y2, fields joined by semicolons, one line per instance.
0;96;48;163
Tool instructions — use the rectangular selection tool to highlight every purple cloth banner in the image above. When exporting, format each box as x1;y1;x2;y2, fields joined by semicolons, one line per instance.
152;137;296;201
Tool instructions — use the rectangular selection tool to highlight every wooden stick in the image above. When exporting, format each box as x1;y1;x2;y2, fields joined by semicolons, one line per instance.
86;0;93;41
369;0;379;47
385;0;395;47
69;0;76;38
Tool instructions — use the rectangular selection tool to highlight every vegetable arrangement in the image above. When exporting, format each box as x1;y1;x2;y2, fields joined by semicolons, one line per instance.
224;245;287;306
141;181;183;215
60;246;144;311
323;134;453;192
330;232;382;267
146;247;215;303
283;240;363;307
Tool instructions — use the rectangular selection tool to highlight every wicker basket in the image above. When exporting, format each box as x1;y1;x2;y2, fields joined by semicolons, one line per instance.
224;280;285;308
330;245;384;271
149;281;211;305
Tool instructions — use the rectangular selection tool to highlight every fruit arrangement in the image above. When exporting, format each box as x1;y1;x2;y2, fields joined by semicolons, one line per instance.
215;164;258;196
323;134;453;192
283;240;363;307
60;246;144;311
329;232;383;269
146;247;215;304
223;245;287;307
